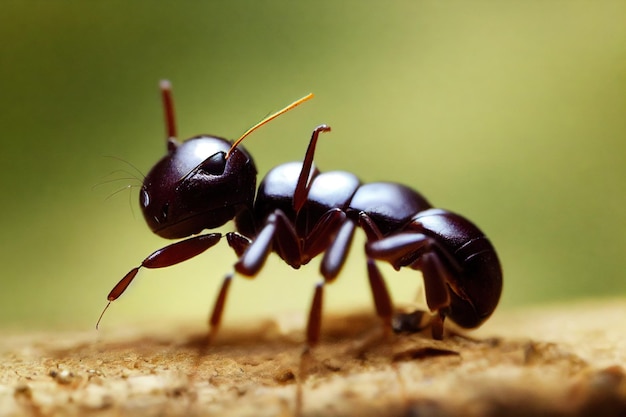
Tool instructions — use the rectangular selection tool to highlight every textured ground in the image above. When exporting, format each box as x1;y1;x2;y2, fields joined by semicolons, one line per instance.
1;299;625;417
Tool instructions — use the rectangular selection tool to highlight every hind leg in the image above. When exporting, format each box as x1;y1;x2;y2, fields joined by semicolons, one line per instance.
366;232;457;340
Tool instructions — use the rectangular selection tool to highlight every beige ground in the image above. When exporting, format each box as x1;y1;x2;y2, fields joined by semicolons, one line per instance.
1;299;625;417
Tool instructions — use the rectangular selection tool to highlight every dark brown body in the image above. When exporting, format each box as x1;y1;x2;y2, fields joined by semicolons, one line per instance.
99;84;503;343
244;161;502;331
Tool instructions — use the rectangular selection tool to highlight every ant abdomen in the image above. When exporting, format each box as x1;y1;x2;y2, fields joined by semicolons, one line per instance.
366;208;502;334
408;208;502;328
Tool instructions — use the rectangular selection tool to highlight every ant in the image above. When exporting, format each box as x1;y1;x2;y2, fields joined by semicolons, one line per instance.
97;80;502;344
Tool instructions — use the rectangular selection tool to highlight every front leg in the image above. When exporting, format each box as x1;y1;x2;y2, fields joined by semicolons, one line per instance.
226;232;251;257
234;209;303;276
96;233;222;328
207;210;302;340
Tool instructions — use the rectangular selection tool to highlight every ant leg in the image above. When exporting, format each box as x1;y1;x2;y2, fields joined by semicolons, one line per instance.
366;232;454;340
302;208;346;261
430;310;446;341
109;233;222;299
365;232;431;270
96;233;222;328
234;219;275;275
206;273;233;342
305;282;325;347
272;211;304;268
297;217;355;415
411;253;451;315
409;254;451;339
235;210;302;275
226;232;252;257
293;125;332;213
208;211;300;341
207;211;297;343
358;211;384;241
358;213;393;330
297;281;323;416
320;219;356;281
366;260;394;333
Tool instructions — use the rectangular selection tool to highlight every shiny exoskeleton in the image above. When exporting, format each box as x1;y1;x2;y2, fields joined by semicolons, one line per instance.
98;81;502;342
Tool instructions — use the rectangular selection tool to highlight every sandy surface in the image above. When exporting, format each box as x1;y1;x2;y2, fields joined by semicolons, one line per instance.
1;300;625;417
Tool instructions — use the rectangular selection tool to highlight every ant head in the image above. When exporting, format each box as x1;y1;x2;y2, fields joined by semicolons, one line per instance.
140;81;312;239
140;136;257;239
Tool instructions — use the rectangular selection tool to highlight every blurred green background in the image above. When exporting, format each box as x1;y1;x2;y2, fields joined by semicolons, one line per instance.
1;1;624;331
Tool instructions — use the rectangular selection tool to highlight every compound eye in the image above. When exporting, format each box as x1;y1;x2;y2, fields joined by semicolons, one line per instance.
202;152;227;175
139;188;150;208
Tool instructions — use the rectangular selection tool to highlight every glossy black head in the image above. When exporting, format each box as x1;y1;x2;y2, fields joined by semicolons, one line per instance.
140;136;257;239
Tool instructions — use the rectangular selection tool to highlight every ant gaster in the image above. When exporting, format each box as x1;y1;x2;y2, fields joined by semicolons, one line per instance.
97;81;502;342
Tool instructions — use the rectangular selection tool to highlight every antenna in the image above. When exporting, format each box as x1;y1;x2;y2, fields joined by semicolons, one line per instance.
160;80;178;152
225;93;314;159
